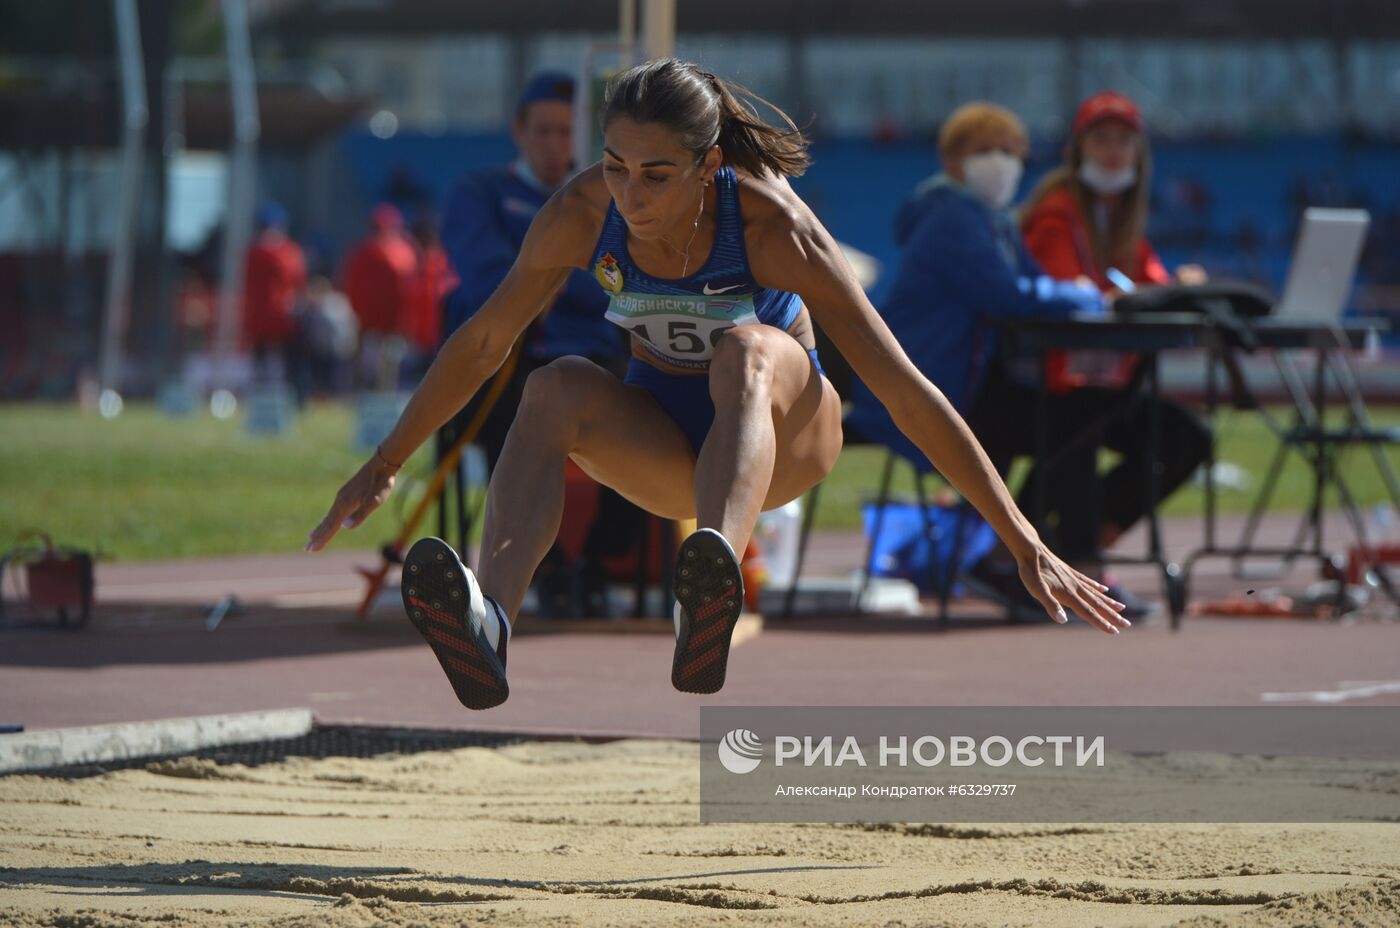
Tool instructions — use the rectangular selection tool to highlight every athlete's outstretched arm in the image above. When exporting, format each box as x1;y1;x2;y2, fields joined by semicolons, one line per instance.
306;191;592;552
752;201;1128;634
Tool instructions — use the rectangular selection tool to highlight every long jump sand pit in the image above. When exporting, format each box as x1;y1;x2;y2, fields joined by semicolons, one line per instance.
2;737;1398;927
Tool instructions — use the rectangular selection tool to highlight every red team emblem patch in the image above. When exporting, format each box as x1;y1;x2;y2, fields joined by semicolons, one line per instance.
594;252;624;293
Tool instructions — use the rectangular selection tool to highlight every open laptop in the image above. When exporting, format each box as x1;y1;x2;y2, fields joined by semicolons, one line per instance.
1273;207;1370;321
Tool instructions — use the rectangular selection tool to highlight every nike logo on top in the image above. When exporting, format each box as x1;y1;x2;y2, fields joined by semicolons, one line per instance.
702;282;743;295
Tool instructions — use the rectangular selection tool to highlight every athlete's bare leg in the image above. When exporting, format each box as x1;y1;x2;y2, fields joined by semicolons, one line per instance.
476;357;698;619
697;326;843;554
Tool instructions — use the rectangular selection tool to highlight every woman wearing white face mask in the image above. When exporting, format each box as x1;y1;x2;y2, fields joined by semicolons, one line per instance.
1023;91;1205;304
1015;92;1211;613
845;102;1110;622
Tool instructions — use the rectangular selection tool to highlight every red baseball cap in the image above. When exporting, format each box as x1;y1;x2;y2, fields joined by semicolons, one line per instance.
1073;92;1143;136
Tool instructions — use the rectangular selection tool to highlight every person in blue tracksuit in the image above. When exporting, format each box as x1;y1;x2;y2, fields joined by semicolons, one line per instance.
437;71;634;617
439;70;627;466
845;146;1104;450
309;63;1129;712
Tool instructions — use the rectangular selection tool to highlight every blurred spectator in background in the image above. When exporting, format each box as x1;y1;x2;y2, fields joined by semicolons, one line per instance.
440;71;625;395
1018;91;1210;584
1023;92;1206;297
175;269;216;357
844;102;1112;618
300;275;359;398
344;203;418;391
436;70;635;617
1022;91;1201;394
401;216;455;386
242;201;307;401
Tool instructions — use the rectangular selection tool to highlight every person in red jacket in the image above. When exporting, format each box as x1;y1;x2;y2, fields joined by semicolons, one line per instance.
401;218;456;384
1022;92;1191;295
242;202;307;393
344;204;420;390
1019;92;1210;608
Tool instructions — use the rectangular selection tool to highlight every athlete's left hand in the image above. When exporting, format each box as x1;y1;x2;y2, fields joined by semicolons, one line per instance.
305;453;398;553
1016;546;1131;634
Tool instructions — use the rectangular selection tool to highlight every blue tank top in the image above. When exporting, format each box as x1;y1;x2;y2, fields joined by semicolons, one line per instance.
587;166;802;371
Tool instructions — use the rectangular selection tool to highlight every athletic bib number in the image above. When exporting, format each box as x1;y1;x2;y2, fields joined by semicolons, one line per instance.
605;293;759;370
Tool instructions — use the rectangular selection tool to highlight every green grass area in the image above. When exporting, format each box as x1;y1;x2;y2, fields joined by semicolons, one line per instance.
0;402;440;562
3;401;1398;561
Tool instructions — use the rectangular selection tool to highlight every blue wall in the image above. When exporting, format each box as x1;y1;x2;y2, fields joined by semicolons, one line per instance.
329;129;1400;313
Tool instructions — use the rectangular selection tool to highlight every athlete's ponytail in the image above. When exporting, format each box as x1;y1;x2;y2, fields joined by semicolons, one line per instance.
602;58;810;178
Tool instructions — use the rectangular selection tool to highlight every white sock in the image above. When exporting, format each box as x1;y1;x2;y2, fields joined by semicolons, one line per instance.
482;596;512;650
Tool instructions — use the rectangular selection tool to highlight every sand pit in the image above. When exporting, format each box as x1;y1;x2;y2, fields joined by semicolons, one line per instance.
2;738;1398;927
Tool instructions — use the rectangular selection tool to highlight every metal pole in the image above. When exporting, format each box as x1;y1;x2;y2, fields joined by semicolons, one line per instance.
213;0;261;394
619;0;636;48
98;0;148;400
641;0;675;60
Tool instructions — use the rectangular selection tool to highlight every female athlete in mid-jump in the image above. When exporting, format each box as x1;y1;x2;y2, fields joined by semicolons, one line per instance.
307;58;1129;710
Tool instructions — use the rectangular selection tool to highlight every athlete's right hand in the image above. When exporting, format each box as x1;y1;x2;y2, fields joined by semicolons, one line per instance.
305;454;398;552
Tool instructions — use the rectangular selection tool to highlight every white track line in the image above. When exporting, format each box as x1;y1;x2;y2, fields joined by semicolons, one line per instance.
1260;681;1400;703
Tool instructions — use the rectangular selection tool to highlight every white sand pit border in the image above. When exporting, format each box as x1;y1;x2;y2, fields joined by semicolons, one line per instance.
0;707;315;774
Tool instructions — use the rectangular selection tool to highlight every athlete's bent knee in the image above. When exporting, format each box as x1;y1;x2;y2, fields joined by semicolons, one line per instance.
709;327;777;403
517;356;608;430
